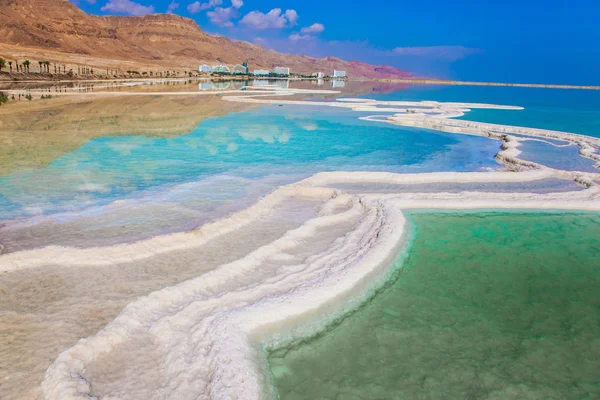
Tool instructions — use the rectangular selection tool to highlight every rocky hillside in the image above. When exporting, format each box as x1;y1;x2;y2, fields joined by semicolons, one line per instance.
0;0;411;78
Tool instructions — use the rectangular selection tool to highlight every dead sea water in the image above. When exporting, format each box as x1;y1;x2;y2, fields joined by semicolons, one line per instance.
269;212;600;400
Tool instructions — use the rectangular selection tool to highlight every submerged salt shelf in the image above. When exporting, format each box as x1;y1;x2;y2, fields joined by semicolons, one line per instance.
0;174;296;253
270;212;600;400
2;86;600;400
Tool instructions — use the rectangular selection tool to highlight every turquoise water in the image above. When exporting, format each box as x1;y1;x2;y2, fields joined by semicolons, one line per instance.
519;140;598;172
2;85;598;248
364;85;600;138
0;105;500;221
269;212;600;400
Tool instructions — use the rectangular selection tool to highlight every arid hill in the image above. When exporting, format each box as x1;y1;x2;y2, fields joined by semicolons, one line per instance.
0;0;412;79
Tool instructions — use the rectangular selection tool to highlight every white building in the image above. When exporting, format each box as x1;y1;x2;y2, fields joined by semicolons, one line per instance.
199;64;213;73
316;72;324;79
253;69;270;76
232;64;248;74
213;65;231;74
332;70;346;78
274;67;290;76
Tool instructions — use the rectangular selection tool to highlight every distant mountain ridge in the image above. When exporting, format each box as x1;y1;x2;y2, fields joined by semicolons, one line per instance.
0;0;412;78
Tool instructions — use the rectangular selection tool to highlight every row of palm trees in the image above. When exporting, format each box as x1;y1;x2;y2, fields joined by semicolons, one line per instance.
0;58;70;74
0;57;202;78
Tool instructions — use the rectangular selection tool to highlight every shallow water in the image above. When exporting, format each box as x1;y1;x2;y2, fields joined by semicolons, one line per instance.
0;103;501;252
269;212;600;400
1;83;599;399
0;105;500;221
518;140;598;172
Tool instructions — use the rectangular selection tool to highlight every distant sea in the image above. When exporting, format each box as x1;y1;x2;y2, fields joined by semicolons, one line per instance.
363;84;600;139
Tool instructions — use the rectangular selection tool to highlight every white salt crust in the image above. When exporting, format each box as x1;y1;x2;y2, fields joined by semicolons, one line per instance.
2;91;599;399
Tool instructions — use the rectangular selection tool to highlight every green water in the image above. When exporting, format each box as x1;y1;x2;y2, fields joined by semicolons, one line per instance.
268;213;600;400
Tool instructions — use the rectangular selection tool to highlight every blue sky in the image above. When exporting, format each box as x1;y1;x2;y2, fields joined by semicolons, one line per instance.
73;0;600;84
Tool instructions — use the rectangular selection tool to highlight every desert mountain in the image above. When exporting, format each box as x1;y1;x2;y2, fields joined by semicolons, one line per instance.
0;0;412;78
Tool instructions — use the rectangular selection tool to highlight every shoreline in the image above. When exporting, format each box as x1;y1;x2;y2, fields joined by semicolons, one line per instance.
1;75;599;91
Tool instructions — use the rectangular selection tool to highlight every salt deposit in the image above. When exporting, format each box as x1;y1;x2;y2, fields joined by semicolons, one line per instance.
2;90;600;399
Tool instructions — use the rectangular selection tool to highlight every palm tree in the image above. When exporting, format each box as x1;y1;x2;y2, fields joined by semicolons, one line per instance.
45;61;50;73
0;58;5;72
8;61;12;73
22;60;30;73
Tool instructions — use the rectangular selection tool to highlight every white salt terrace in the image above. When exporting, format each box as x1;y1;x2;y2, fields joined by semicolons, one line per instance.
1;88;600;400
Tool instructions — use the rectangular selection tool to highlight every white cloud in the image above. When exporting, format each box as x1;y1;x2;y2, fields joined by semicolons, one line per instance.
187;1;200;12
240;8;299;30
289;33;314;41
284;9;298;26
166;0;179;13
207;6;238;27
301;23;324;34
187;0;221;13
231;0;243;8
101;0;154;15
289;22;324;41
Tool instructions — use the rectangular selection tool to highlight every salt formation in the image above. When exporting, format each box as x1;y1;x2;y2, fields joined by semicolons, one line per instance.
35;172;600;400
2;88;600;399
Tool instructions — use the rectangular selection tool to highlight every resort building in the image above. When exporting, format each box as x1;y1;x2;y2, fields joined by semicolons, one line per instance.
274;67;290;76
332;70;347;78
199;64;213;73
232;64;249;74
253;69;270;76
316;72;325;79
213;65;231;74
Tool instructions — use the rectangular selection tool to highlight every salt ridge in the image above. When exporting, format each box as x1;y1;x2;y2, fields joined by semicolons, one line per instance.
3;90;600;399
